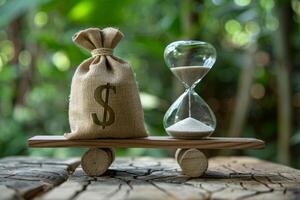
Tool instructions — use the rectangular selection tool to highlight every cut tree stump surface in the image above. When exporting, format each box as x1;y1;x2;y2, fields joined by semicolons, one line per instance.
0;156;300;200
0;156;80;200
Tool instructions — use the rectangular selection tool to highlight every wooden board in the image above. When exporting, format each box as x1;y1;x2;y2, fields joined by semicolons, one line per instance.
28;135;265;149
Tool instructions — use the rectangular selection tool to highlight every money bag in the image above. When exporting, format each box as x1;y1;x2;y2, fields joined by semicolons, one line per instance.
65;27;148;139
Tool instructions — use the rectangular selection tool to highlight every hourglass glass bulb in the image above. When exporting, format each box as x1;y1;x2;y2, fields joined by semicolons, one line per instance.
163;40;217;139
164;41;216;87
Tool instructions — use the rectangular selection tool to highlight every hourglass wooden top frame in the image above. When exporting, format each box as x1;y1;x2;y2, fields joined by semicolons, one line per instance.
28;135;265;177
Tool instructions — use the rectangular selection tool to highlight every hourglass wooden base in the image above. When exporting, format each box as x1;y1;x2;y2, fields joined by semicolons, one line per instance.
28;136;265;177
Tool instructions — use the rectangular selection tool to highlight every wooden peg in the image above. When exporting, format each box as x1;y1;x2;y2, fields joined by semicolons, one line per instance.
175;148;208;177
81;148;114;176
104;148;115;164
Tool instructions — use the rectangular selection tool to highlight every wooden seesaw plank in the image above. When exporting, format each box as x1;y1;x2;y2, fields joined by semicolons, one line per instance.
28;136;265;149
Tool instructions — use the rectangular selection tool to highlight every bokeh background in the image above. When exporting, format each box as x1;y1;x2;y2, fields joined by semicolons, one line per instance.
0;0;300;168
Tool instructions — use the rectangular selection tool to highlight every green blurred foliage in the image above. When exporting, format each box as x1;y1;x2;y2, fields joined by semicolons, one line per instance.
0;0;300;167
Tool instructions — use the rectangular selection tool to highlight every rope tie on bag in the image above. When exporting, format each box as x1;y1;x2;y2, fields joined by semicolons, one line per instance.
91;48;113;57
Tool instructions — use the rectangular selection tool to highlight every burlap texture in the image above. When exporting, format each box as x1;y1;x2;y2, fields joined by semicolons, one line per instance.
65;27;147;139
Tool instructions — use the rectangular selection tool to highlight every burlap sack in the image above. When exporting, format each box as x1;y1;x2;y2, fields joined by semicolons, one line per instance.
65;27;147;139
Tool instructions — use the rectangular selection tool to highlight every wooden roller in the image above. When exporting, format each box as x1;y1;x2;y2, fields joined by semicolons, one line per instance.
175;148;208;177
105;147;115;164
81;148;115;176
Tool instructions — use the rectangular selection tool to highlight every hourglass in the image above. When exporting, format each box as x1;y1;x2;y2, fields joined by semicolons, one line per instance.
164;41;217;139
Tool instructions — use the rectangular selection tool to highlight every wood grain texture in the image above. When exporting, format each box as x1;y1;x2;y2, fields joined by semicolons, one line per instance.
0;156;80;200
35;156;300;200
175;148;208;177
81;148;114;176
28;136;265;149
1;156;300;200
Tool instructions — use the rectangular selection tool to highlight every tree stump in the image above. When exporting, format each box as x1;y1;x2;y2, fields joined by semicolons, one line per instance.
1;156;300;200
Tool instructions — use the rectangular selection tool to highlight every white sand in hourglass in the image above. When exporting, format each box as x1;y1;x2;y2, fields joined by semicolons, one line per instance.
166;117;214;138
167;65;214;138
171;66;210;87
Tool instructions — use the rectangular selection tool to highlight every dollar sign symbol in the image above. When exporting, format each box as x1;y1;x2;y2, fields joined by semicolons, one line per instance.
91;83;116;129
